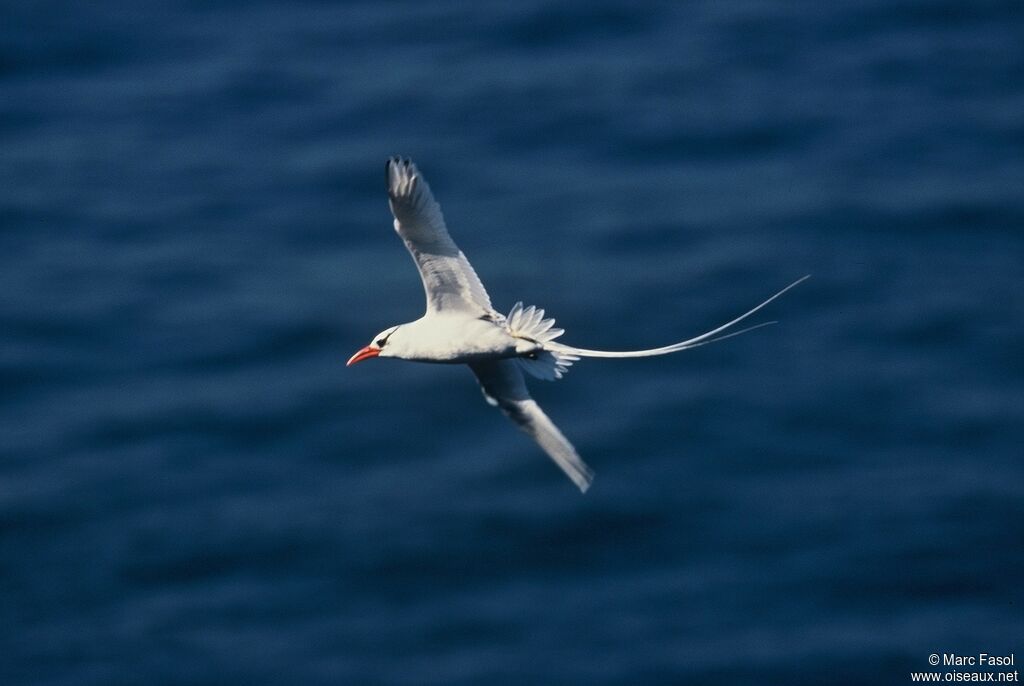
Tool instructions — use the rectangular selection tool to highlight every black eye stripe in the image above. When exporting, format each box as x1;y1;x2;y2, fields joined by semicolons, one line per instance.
376;328;397;347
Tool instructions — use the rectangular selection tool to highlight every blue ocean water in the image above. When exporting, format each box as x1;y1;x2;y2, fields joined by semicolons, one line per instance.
2;1;1022;684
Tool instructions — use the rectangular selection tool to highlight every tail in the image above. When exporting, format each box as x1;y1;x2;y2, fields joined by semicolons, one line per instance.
547;275;810;359
505;302;579;380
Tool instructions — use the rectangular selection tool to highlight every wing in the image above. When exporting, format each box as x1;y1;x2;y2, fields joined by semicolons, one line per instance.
386;157;494;315
469;359;594;492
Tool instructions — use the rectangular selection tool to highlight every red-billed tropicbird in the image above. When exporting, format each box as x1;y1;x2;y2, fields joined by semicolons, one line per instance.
347;157;808;492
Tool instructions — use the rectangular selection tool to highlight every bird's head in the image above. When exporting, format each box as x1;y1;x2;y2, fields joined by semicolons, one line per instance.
347;325;402;366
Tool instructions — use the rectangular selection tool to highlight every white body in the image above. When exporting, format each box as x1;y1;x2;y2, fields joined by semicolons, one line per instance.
348;158;807;492
384;315;527;363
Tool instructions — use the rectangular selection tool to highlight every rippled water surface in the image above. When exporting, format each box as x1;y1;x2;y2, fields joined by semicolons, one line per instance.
2;2;1022;684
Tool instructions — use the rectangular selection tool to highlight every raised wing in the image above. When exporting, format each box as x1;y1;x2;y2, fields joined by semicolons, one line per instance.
469;359;594;492
386;157;493;315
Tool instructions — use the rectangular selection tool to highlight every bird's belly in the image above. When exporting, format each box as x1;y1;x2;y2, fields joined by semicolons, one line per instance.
407;317;524;363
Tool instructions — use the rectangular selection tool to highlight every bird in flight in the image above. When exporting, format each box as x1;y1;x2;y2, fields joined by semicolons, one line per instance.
348;158;807;492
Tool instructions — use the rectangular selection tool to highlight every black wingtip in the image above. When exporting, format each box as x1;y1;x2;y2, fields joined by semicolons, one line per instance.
385;156;415;174
386;156;406;189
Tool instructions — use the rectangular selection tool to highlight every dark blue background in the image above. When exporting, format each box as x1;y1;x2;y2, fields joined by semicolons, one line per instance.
2;2;1022;684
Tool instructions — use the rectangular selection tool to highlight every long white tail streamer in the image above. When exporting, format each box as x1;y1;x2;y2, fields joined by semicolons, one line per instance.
547;275;810;359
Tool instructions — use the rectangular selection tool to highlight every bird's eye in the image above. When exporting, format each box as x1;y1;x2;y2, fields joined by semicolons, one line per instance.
375;339;386;347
